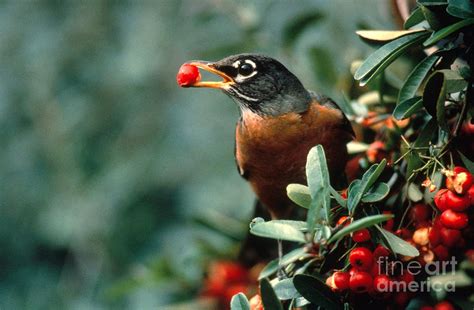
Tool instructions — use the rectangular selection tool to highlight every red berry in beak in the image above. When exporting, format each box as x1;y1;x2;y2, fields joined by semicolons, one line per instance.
177;63;201;87
440;209;469;229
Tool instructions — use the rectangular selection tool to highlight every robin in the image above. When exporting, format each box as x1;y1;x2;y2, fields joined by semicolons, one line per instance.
179;53;354;219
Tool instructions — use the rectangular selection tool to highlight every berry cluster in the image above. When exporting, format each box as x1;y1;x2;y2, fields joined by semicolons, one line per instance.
201;260;256;307
424;167;474;262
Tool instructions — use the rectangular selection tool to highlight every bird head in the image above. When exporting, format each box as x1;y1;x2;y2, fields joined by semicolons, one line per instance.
185;54;312;116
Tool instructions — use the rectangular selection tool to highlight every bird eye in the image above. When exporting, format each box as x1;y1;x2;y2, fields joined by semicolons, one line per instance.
238;63;254;76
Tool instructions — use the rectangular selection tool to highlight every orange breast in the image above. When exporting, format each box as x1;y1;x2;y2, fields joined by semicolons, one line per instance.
235;102;352;218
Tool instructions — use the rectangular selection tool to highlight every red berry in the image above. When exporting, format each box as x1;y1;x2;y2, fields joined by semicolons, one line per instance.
410;203;431;223
434;301;455;310
393;291;410;306
440;209;469;229
395;228;412;239
440;227;462;247
373;245;390;260
468;185;474;205
352;228;371;243
382;211;394;231
435;188;470;212
433;245;450;261
177;63;201;87
428;226;441;246
349;271;373;293
333;271;350;290
373;274;391;293
336;216;349;226
446;166;473;195
434;189;450;211
397;270;414;286
326;274;337;291
349;247;374;271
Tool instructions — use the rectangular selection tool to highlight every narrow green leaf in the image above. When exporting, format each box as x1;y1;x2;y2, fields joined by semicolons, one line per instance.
306;145;331;232
230;293;250;310
423;18;474;46
287;184;311;209
259;247;308;280
348;160;387;212
458;151;474;174
330;186;347;208
420;5;443;30
447;0;474;18
377;226;420;257
269;220;308;231
362;182;390;203
283;12;324;48
418;0;448;5
273;278;300;300
327;214;393;244
423;72;447;130
260;278;283;310
398;55;440;104
347;179;361;213
250;221;306;243
354;31;428;81
404;7;425;29
393;97;423;120
356;29;425;42
293;275;343;310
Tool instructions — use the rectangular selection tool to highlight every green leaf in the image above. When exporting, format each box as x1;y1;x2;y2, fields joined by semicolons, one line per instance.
423;72;447;130
420;5;444;30
347;160;387;212
377;226;420;257
273;278;300;300
327;214;393;244
408;182;424;202
230;293;250;310
355;29;425;42
354;32;428;83
269;220;308;231
306;145;331;232
260;278;283;310
438;69;468;93
393;97;423;120
287;184;311;209
250;220;306;243
404;7;425;29
458;151;474;174
293;275;343;310
423;18;474;46
361;182;390;203
447;0;474;18
347;179;361;212
398;54;440;104
283;12;324;48
259;247;309;280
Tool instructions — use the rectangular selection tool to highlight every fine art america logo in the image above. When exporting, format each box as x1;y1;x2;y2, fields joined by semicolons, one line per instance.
376;256;457;292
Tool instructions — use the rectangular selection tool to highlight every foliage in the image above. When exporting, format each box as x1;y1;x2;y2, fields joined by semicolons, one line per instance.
230;0;474;309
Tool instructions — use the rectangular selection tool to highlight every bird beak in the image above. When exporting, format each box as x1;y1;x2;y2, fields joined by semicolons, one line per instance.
187;61;235;89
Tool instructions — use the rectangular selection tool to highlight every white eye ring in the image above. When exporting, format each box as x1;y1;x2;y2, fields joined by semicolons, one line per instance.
234;59;258;82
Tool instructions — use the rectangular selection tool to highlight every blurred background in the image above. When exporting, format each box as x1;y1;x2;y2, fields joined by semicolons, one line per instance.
0;0;397;308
